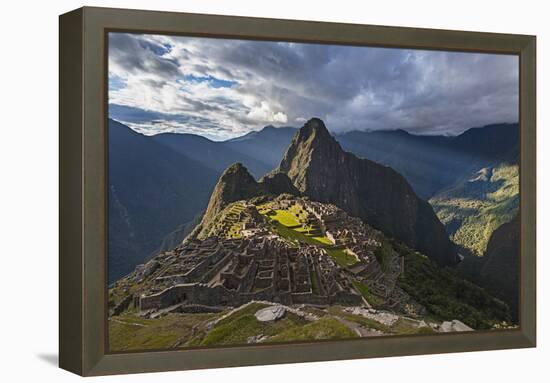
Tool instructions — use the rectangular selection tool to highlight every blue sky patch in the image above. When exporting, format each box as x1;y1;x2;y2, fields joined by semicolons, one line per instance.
183;74;238;89
109;74;127;91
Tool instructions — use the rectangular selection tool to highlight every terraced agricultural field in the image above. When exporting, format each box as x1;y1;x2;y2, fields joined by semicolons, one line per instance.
208;202;247;239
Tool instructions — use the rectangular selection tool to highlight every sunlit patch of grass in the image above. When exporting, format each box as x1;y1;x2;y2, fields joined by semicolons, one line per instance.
351;280;385;307
326;248;358;267
262;207;357;267
270;209;301;227
267;213;328;246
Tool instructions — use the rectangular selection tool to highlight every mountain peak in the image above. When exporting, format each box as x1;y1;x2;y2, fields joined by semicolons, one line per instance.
277;119;458;266
216;163;261;202
196;163;261;238
260;171;300;196
196;163;298;239
278;118;343;189
297;117;332;141
222;162;251;178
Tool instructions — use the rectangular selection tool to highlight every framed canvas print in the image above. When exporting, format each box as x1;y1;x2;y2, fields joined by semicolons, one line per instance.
59;7;536;376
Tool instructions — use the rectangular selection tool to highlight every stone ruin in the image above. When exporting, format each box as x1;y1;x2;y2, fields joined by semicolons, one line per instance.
114;196;420;317
137;233;364;312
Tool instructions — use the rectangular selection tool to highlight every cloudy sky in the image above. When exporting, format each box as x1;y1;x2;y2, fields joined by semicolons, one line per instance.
108;32;519;141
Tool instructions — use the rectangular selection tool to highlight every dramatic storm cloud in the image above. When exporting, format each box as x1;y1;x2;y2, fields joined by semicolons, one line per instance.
108;32;519;140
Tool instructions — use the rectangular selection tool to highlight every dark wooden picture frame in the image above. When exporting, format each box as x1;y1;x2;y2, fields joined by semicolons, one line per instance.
59;6;536;376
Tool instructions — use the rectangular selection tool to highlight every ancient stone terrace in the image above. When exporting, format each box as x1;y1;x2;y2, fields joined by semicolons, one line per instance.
300;200;381;266
137;232;362;312
305;200;347;226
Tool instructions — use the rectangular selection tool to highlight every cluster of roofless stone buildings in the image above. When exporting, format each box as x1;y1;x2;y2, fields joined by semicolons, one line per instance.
122;197;410;315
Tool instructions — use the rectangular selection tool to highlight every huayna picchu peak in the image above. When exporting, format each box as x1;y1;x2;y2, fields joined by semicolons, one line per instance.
195;163;299;239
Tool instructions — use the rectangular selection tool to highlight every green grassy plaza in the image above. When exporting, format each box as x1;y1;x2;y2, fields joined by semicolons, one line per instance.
259;206;358;268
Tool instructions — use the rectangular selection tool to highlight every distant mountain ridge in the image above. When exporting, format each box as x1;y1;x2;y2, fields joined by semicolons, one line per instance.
224;125;297;167
452;123;519;160
108;119;218;283
152;132;273;179
144;120;518;199
336;123;519;198
151;125;297;179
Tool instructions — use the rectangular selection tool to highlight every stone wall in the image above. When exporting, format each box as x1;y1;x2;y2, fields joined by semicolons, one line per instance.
139;281;362;311
238;261;258;293
180;247;225;282
200;252;233;283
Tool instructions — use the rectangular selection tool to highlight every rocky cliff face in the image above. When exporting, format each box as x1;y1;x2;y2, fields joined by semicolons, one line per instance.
195;163;262;238
259;171;300;196
480;214;520;321
278;118;458;266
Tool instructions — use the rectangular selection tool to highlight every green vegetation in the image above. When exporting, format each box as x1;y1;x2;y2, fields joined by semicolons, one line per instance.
109;312;221;351
289;203;309;220
326;248;358;267
222;203;246;239
396;247;510;329
111;304;379;350
193;303;363;346
391;317;435;335
108;289;128;309
269;209;332;244
269;209;301;227
326;306;435;336
196;303;308;346
374;241;393;272
261;205;357;267
351;280;385;307
327;306;389;332
268;316;357;342
430;164;519;256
